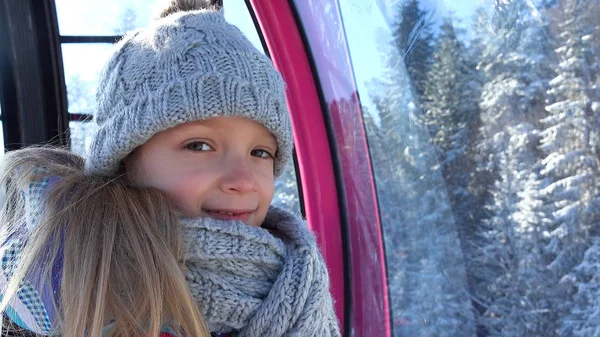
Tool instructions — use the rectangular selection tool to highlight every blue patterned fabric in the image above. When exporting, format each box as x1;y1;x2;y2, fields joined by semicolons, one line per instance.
16;281;53;333
0;174;59;335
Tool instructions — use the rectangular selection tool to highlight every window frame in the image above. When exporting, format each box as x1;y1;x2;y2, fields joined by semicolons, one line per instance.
277;0;391;336
0;0;69;151
250;0;392;336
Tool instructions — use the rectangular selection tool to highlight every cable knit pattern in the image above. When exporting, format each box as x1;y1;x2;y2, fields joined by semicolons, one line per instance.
181;207;341;337
85;10;292;177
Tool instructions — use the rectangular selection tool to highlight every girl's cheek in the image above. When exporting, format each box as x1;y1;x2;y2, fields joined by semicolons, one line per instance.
170;191;200;217
258;174;276;202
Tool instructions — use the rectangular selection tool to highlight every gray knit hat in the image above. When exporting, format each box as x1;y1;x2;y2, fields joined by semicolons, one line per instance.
84;5;292;177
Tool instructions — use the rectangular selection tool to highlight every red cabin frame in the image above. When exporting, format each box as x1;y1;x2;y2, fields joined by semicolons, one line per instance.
250;1;391;336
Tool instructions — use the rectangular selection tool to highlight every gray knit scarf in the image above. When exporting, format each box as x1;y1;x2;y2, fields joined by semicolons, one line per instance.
181;206;341;337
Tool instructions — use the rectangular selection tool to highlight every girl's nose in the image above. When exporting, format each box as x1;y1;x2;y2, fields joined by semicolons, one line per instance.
220;157;257;194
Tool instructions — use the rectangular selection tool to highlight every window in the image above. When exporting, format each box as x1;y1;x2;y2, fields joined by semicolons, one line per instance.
55;0;159;155
339;0;600;336
55;0;157;36
55;0;302;216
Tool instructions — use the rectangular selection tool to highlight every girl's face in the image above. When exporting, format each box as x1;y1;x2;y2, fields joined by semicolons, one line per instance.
126;116;277;227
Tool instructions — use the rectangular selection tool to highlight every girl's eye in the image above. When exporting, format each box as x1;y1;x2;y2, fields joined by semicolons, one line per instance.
251;149;274;159
185;141;213;152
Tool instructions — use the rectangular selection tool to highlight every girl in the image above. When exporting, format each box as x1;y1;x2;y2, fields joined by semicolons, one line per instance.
0;1;341;336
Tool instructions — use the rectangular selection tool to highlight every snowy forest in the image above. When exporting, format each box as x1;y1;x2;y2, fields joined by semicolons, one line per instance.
359;0;600;335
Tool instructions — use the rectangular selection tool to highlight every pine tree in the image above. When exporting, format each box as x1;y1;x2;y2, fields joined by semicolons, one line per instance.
366;16;476;335
272;159;301;216
474;123;559;336
391;0;434;103
423;19;479;154
540;0;600;274
471;0;557;333
421;16;481;276
475;0;555;174
561;238;600;336
540;0;600;333
112;7;139;34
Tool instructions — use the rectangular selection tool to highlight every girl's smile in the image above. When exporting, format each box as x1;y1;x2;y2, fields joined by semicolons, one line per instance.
126;116;278;227
202;208;255;222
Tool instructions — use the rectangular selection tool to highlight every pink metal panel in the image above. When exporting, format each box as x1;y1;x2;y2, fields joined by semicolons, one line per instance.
248;0;346;332
290;1;391;337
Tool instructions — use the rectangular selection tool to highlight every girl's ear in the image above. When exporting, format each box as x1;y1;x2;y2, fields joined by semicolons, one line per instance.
122;148;143;186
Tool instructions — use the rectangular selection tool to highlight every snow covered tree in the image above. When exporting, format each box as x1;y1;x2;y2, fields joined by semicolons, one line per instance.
561;238;600;336
470;0;557;243
421;17;481;273
365;14;476;334
366;93;476;335
475;0;556;174
540;0;600;278
423;19;479;157
469;1;559;333
539;0;600;334
272;158;301;216
112;7;139;34
473;123;559;336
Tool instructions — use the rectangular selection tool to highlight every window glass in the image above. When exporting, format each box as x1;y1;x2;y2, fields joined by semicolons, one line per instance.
62;43;114;114
224;0;265;54
69;121;97;157
55;0;265;52
339;0;600;336
55;0;158;36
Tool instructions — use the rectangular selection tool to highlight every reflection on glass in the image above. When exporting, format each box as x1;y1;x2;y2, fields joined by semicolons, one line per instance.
61;43;115;113
340;0;600;336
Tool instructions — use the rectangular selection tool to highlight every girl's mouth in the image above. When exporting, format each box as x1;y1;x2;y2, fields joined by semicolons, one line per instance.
203;209;253;223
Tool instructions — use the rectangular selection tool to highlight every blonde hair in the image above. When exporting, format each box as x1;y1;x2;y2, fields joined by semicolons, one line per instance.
0;147;209;337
